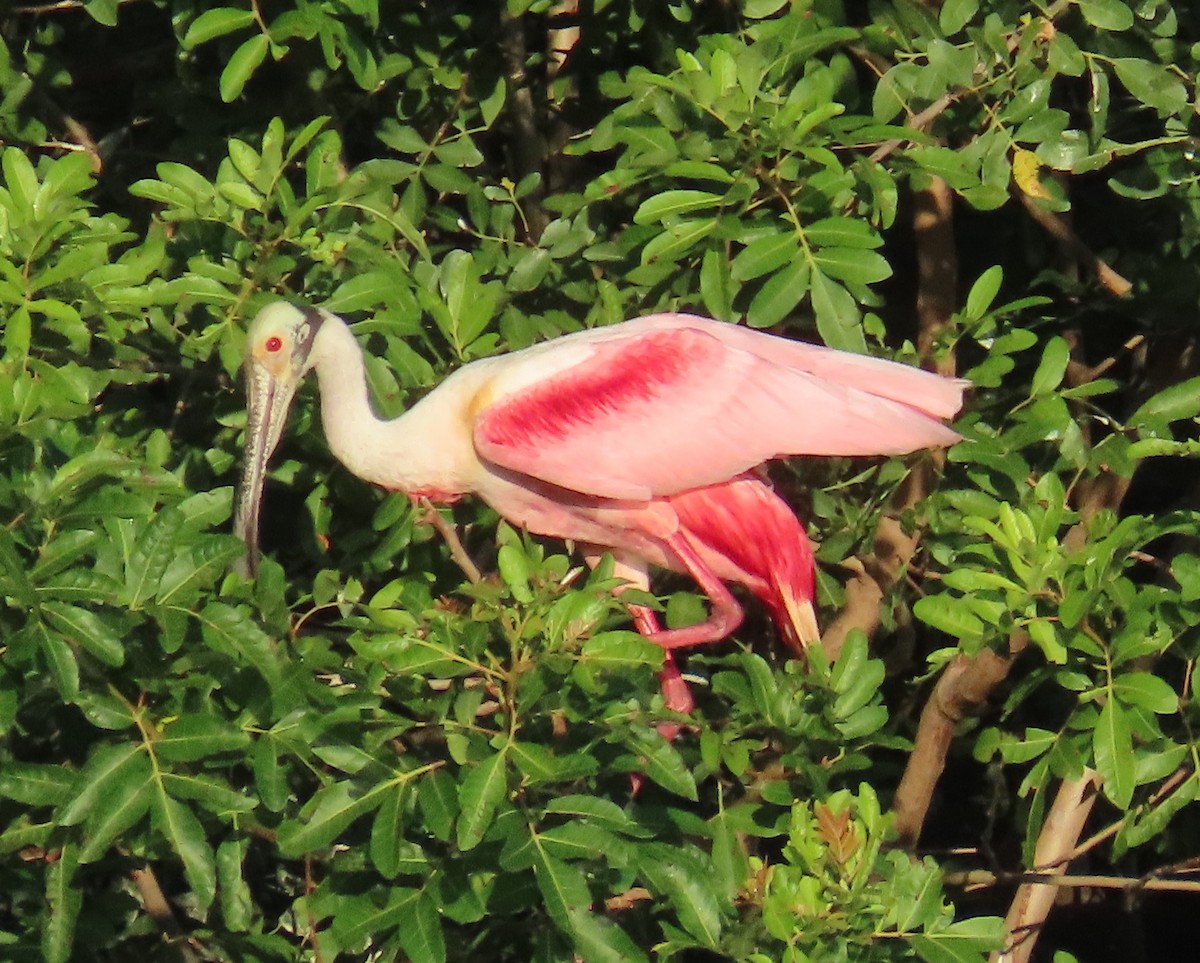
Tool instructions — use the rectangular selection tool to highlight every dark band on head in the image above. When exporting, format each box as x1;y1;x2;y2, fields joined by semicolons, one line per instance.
297;305;325;358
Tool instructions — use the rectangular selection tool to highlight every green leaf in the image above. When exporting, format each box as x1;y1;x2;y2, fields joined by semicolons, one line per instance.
161;773;257;815
542;794;639;831
254;737;289;813
912;594;985;641
2;147;39;218
1111;58;1188;114
127;507;184;606
1031;336;1070;396
709;807;749;902
700;247;736;320
0;528;36;607
567;905;650;963
938;0;977;34
395;890;446;963
633;189;723;224
42;843;81;963
509;248;552;292
909;915;1005;963
370;785;408;878
1094;699;1135;808
804;216;884;250
199;602;281;680
622;729;697;800
572;632;663;692
964;265;1003;320
216;839;253;932
1113;673;1178;715
456;749;508;850
277;781;389;856
810;269;866;352
59;743;149;826
154;796;217;910
531;849;591;932
1129;376;1200;425
83;0;118;25
743;0;790;17
638;846;722;947
832;651;885;720
417;768;459;841
79;778;154;863
640;217;715;265
41;601;125;667
0;763;77;806
155;714;251;762
732;233;796;282
326;270;399;313
497;543;534;603
220;33;269;102
183;7;255;47
746;257;808;329
1077;0;1134;31
334;887;417;947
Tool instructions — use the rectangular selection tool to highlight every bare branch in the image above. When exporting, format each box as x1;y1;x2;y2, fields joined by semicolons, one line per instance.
893;632;1028;847
419;497;484;584
992;769;1103;963
129;865;201;963
947;869;1200;895
1014;190;1132;297
499;9;550;239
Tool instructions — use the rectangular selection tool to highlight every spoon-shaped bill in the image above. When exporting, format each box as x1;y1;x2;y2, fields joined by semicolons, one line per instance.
233;364;300;577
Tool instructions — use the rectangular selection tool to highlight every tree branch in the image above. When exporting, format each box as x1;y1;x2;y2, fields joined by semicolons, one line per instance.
893;632;1028;847
129;864;201;963
991;769;1103;963
499;9;550;239
947;868;1200;894
418;498;483;584
1014;190;1132;297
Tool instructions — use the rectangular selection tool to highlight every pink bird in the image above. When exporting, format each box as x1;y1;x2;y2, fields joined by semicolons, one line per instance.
235;303;965;727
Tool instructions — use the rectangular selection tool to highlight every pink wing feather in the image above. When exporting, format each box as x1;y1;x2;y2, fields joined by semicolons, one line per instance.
473;320;964;501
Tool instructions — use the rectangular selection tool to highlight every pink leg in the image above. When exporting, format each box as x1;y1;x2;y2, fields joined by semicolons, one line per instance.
630;603;693;741
644;532;746;651
585;551;695;732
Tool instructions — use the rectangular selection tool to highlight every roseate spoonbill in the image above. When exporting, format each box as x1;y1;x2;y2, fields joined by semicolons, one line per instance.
235;303;965;724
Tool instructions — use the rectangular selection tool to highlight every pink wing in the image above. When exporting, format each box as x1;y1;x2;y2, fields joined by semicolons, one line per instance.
657;313;968;420
473;321;964;501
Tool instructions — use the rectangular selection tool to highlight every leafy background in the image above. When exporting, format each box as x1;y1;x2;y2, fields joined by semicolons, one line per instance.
2;0;1200;961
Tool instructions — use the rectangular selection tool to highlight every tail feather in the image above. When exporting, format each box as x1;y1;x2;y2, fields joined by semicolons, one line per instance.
769;590;821;656
669;473;818;655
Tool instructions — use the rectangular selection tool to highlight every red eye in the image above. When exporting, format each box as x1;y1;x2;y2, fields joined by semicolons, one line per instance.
265;335;283;353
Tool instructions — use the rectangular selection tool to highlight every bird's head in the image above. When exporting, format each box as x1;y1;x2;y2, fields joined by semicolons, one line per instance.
234;302;327;576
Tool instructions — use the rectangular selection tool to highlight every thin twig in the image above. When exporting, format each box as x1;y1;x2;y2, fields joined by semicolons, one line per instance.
947;869;1200;894
868;0;1072;164
14;0;135;11
1074;334;1146;385
604;886;653;911
1014;190;1133;297
1067;765;1193;862
418;497;483;584
868;93;957;164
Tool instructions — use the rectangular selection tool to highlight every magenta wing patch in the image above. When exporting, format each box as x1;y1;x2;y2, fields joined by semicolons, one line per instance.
474;327;742;499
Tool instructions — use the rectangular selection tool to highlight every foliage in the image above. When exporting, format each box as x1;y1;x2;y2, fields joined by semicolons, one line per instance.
2;0;1200;961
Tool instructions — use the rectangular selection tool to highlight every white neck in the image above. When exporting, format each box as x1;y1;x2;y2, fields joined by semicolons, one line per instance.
308;316;479;495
